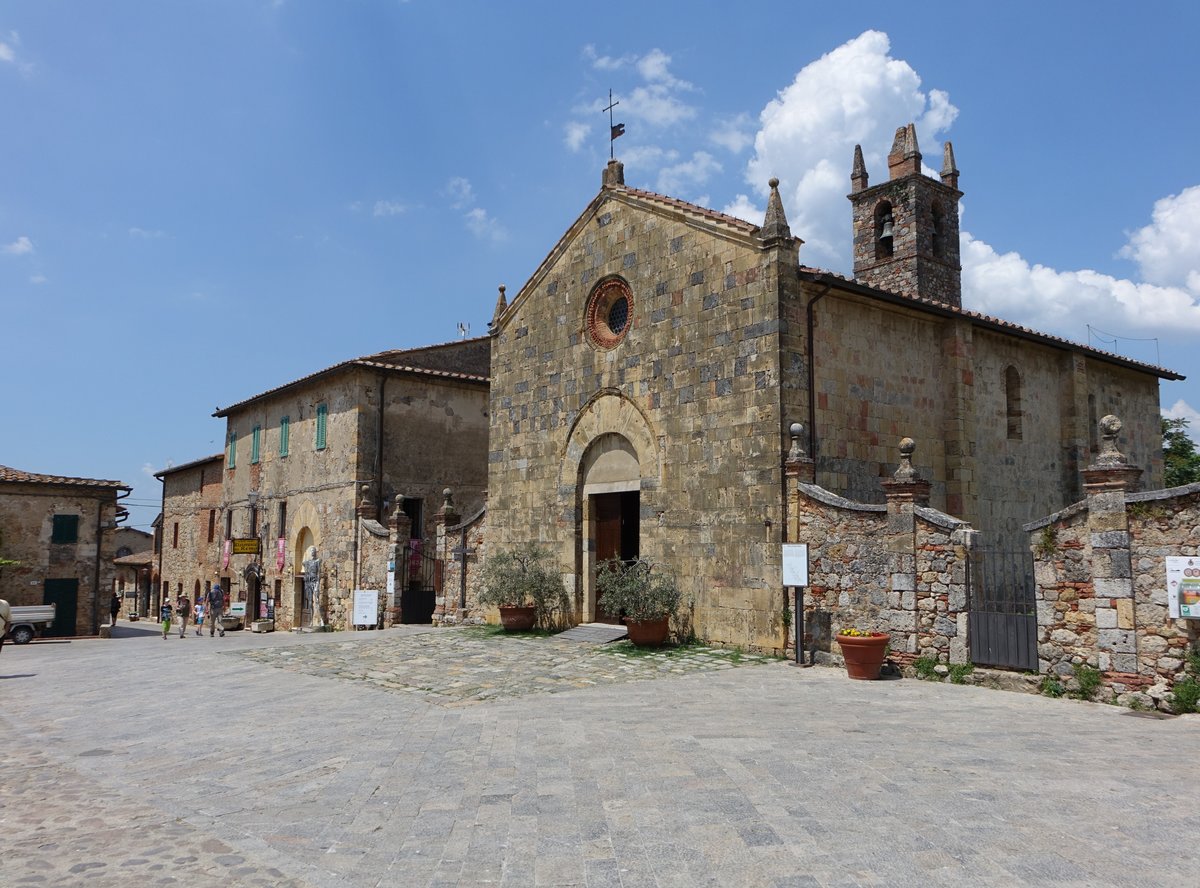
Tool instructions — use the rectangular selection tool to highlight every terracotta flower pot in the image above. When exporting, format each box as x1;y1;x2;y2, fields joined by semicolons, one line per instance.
498;605;536;632
625;616;670;647
837;633;889;680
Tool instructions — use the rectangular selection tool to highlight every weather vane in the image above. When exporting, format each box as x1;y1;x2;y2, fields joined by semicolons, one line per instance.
603;89;624;160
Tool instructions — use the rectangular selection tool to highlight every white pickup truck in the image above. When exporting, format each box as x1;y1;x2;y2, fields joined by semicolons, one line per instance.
5;604;57;644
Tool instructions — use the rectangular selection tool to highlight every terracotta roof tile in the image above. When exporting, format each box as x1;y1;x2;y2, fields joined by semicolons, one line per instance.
0;465;129;489
614;185;760;233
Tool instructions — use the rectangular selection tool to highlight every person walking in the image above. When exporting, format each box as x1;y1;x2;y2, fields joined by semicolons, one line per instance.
176;593;191;639
109;592;121;629
160;597;174;640
206;583;225;637
193;600;205;636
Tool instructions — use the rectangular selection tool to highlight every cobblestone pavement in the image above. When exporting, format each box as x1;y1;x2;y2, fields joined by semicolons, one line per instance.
1;621;1196;887
236;628;778;704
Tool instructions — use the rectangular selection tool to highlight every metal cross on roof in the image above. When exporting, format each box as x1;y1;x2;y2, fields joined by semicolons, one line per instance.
603;89;624;160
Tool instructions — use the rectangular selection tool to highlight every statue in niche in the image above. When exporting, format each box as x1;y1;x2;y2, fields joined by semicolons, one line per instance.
302;546;321;627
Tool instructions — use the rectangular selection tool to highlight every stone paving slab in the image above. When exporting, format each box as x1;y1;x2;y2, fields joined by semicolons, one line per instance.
0;623;1196;887
235;627;776;704
555;624;629;644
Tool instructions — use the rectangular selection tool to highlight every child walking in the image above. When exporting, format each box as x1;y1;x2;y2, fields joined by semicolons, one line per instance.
160;597;174;639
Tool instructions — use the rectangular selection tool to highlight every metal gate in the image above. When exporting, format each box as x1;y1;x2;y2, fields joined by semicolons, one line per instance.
397;543;440;624
967;549;1038;671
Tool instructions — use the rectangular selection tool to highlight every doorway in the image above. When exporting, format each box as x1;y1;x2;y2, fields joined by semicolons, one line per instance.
42;578;78;637
592;490;639;624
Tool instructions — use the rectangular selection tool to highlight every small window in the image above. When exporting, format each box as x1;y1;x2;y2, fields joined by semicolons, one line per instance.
51;514;79;544
1005;366;1023;441
208;509;216;543
173;522;179;548
280;416;290;457
250;505;258;536
277;501;287;537
402;497;423;539
316;404;328;451
251;425;261;464
224;510;232;540
227;429;237;468
874;201;894;260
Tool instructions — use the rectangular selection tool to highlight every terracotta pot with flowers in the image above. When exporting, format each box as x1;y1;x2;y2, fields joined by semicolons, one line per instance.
836;628;890;680
595;558;683;647
476;543;570;631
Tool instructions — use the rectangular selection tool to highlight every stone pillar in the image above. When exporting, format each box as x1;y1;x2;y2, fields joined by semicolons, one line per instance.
356;483;375;519
433;489;460;619
880;438;930;655
1081;415;1141;674
386;499;412;626
784;422;816;545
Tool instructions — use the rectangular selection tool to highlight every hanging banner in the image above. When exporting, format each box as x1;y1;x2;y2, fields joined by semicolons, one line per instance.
1166;556;1200;619
223;538;231;569
276;538;286;571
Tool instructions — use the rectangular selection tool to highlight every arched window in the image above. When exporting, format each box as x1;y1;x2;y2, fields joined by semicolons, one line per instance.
931;204;945;258
874;202;894;259
1005;366;1022;440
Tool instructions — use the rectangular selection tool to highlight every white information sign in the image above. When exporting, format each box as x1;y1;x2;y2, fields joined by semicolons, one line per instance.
1166;556;1200;619
782;543;810;587
386;570;396;608
229;601;246;618
353;589;380;626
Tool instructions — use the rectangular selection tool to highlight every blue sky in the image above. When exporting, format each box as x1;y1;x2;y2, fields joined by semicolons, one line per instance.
3;2;1198;533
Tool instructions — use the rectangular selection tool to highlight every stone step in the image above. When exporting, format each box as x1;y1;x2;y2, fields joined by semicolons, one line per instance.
555;622;628;644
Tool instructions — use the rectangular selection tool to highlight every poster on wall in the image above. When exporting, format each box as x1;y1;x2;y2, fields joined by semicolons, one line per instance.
1166;556;1200;619
353;589;380;627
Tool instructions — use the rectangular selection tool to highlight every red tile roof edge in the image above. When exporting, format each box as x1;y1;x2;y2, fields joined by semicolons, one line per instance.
0;465;130;489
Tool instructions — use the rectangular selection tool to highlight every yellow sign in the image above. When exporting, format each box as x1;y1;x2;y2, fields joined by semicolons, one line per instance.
231;538;261;555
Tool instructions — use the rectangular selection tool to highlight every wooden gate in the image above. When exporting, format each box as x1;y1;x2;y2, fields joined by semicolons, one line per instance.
967;549;1038;671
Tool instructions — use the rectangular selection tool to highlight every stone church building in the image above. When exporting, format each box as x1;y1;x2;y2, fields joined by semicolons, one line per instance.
486;124;1179;650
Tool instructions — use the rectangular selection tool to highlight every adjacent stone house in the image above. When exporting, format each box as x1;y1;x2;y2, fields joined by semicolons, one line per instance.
154;454;224;620
202;338;490;630
0;465;130;637
486;125;1178;651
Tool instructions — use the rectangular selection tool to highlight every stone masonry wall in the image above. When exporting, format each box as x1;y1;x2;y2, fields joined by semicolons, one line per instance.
1029;481;1200;709
433;506;487;626
489;188;791;650
790;476;971;667
158;456;223;617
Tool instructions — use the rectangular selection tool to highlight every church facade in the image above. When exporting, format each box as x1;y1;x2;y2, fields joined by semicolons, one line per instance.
486;125;1179;650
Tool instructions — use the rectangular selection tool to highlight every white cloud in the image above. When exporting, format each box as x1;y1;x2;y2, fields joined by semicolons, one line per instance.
656;151;721;196
575;46;696;131
624;82;696;127
1119;185;1200;292
740;30;957;271
372;200;407;217
445;176;474;209
710;114;753;154
29;273;46;284
583;44;632;72
129;227;166;239
0;31;33;76
465;207;507;243
564;121;591;153
1164;399;1200;426
3;235;33;255
962;233;1200;336
722;194;762;225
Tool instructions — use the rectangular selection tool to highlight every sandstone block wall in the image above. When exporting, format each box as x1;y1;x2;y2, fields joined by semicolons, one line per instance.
1029;481;1200;708
433;507;487;626
158;456;223;616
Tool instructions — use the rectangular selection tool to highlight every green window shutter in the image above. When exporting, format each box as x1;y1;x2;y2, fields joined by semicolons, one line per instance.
51;514;79;544
251;425;261;464
228;429;237;468
316;403;327;451
280;416;290;456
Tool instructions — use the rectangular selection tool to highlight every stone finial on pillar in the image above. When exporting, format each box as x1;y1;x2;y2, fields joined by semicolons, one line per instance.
850;144;869;193
881;437;931;504
356;483;375;519
435;487;460;529
760;177;793;245
940;141;959;190
1082;415;1142;493
784;421;815;484
490;285;507;328
389;496;413;543
887;123;922;180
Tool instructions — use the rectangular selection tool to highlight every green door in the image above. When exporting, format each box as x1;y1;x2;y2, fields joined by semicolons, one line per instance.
43;579;79;637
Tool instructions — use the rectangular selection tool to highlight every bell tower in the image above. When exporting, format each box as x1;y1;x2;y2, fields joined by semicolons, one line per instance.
849;123;963;307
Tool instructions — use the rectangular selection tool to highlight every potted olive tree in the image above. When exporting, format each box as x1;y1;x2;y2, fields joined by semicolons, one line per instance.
477;543;570;631
595;558;683;646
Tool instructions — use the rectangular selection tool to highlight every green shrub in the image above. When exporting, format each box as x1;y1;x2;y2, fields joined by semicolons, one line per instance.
947;663;974;684
595;558;684;623
1172;676;1200;714
1072;664;1103;701
914;656;939;680
1039;675;1065;698
476;543;570;629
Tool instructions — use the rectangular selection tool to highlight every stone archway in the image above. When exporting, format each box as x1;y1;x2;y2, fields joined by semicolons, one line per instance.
560;391;660;622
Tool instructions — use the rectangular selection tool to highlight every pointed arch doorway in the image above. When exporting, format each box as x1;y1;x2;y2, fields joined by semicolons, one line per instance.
581;434;640;624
